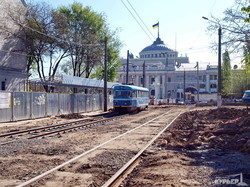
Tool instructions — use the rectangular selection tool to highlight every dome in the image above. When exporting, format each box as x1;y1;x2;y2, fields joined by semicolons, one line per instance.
140;37;173;53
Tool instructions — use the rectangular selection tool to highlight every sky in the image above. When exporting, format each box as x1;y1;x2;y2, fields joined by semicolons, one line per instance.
30;0;238;67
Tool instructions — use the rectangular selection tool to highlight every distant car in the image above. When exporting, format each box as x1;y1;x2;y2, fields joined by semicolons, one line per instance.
242;90;250;103
177;100;184;104
185;100;196;105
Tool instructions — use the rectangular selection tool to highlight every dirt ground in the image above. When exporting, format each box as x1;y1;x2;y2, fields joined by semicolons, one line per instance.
0;106;179;186
123;107;250;186
1;106;250;187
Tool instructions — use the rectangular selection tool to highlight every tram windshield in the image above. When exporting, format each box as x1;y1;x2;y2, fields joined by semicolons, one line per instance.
243;92;250;98
114;90;137;98
114;90;131;98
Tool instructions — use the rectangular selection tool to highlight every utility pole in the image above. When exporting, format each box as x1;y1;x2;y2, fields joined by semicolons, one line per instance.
217;26;222;107
183;68;186;104
143;61;146;87
202;16;222;107
196;61;200;102
126;50;129;85
104;37;108;112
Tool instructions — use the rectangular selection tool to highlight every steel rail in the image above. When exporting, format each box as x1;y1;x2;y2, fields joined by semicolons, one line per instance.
0;118;93;138
27;115;128;139
16;111;171;187
102;112;183;187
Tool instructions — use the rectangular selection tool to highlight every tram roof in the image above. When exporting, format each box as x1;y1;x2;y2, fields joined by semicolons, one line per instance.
113;85;149;91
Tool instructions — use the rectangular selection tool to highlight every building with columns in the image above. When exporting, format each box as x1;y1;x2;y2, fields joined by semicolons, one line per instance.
117;35;218;102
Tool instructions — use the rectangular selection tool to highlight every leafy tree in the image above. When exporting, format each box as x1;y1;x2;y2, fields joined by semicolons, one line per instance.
1;1;122;92
241;0;250;23
222;50;232;96
53;3;122;82
91;35;122;82
231;68;250;95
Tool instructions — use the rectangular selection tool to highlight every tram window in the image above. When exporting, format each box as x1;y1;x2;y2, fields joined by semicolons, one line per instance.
114;90;132;97
131;90;137;97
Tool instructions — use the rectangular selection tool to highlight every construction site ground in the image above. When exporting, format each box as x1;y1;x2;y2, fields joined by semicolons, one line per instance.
0;105;250;186
123;106;250;186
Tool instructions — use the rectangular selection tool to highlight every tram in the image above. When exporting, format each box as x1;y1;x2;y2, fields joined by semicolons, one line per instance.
242;90;250;103
113;85;149;112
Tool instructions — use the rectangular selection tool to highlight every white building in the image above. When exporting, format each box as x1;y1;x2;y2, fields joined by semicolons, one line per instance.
117;35;218;102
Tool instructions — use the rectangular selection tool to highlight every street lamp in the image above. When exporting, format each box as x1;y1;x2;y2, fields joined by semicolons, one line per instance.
202;16;222;107
194;61;200;103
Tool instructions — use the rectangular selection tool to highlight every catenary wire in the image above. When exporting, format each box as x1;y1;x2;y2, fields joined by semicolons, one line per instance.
125;0;155;39
120;0;154;42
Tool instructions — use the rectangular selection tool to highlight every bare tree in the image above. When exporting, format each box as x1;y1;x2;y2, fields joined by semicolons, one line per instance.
1;2;71;92
206;0;250;59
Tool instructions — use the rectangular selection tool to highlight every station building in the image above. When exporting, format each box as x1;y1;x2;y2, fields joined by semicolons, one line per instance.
117;35;218;102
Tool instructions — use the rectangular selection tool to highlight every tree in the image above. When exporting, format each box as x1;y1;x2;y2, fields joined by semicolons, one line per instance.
1;2;71;92
53;3;122;82
241;0;250;23
205;0;250;96
222;50;232;96
91;34;122;82
1;1;122;92
206;0;250;57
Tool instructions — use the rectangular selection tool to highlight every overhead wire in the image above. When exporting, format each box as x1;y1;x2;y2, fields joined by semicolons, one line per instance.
22;24;104;47
125;0;155;39
120;0;154;42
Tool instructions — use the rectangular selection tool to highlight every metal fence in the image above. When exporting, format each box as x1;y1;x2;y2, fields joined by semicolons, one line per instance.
0;91;113;123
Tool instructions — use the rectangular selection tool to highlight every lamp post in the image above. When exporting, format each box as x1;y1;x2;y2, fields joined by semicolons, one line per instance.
195;61;200;103
183;68;186;104
202;16;222;107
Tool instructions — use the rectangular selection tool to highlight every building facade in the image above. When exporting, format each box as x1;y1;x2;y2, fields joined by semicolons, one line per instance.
117;36;218;102
0;0;28;91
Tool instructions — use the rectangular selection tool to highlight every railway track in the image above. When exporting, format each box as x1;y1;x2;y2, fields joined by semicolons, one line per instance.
15;108;186;187
0;113;127;145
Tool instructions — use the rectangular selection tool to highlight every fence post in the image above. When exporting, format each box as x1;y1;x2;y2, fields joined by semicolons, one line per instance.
85;95;87;112
58;93;60;115
92;95;94;111
76;94;78;114
30;92;33;119
45;93;48;117
11;91;14;121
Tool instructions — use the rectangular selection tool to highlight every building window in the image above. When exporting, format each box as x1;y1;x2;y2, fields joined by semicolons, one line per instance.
168;77;171;82
210;75;218;80
151;77;155;84
151;90;155;96
140;77;144;84
210;84;217;88
160;76;162;84
1;81;6;90
200;84;206;88
151;54;154;58
203;75;206;82
155;54;157;58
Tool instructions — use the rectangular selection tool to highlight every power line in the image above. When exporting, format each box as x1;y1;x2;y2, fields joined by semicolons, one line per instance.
0;48;29;57
22;24;104;47
120;0;154;42
125;0;155;39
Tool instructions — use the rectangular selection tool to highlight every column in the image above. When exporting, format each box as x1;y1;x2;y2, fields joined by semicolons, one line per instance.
206;74;210;93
